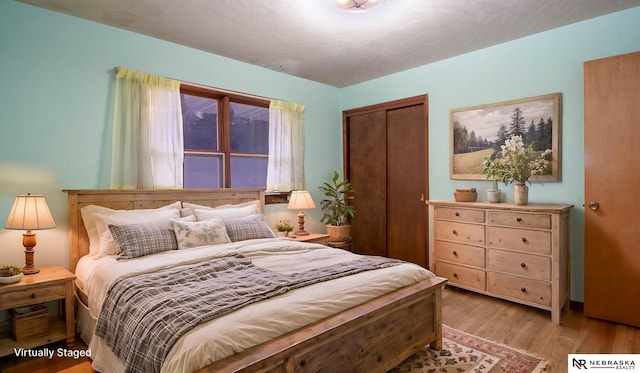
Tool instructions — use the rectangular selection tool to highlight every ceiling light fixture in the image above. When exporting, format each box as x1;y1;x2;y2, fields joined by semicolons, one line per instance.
335;0;383;13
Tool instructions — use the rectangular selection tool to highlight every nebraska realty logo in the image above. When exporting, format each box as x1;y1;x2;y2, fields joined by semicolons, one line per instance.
569;354;638;371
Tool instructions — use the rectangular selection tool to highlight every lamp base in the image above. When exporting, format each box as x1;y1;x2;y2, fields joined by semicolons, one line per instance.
293;230;309;236
22;264;40;275
23;232;39;275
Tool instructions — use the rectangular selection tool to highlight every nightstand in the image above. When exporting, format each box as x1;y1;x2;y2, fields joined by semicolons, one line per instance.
288;233;329;245
0;265;75;357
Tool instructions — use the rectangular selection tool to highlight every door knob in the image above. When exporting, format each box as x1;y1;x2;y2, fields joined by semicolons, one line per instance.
589;201;600;211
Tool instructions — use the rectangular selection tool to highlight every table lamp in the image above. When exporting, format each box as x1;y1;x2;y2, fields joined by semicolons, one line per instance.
287;190;315;236
5;194;56;275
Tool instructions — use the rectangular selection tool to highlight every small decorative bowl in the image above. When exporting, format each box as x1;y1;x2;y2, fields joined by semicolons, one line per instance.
0;270;24;284
454;188;477;202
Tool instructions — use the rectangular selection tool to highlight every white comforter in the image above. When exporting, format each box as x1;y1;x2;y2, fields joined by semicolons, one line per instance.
75;238;434;373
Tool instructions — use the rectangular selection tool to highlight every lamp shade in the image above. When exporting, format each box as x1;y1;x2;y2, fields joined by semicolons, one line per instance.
287;191;316;211
5;194;56;231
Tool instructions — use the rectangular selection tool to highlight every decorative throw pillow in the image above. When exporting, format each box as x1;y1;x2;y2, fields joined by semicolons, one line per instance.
81;202;181;256
170;217;231;249
94;208;180;257
108;222;178;260
224;214;276;242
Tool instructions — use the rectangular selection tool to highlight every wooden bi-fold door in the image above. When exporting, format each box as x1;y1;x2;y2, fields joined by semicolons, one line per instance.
344;95;429;268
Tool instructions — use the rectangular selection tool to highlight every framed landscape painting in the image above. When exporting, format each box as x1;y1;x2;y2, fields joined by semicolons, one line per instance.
450;93;562;181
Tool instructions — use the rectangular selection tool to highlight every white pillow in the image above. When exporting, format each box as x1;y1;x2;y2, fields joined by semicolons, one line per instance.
81;202;181;256
192;204;260;222
181;200;260;218
170;217;231;249
93;208;180;257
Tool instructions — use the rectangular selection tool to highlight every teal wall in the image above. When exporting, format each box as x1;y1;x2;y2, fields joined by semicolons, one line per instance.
0;1;342;270
1;1;639;301
341;6;640;301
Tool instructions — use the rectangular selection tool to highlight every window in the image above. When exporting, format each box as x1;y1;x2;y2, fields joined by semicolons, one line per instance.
181;84;269;189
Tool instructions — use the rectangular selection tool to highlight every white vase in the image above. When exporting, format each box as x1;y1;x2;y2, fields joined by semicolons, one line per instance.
513;182;529;205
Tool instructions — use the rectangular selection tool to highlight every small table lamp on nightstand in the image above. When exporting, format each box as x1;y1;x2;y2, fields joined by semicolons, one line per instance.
287;190;316;236
4;194;56;275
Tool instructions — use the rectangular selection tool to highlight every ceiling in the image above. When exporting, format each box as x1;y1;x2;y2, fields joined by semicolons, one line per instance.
18;0;640;87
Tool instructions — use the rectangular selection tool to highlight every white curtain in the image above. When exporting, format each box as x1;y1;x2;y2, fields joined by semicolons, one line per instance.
110;67;184;189
266;100;305;191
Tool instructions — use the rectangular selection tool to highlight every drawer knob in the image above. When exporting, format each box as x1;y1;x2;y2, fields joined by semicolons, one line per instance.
452;229;458;235
516;217;522;222
452;250;458;256
521;237;528;243
31;293;36;299
452;272;458;278
520;262;526;268
455;212;460;217
521;287;527;293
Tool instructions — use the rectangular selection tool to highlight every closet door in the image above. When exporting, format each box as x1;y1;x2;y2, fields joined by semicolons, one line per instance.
584;51;640;327
344;96;429;267
347;110;387;258
386;104;427;266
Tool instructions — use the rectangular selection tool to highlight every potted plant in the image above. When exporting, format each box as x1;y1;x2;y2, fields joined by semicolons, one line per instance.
319;170;355;242
275;219;293;237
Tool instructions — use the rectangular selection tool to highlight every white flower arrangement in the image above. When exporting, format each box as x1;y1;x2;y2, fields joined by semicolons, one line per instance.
482;135;552;184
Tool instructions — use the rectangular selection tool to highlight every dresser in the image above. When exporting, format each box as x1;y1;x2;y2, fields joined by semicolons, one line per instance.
427;201;573;324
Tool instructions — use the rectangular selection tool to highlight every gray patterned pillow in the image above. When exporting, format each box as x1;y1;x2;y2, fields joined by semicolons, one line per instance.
224;214;276;242
108;222;178;260
170;217;231;249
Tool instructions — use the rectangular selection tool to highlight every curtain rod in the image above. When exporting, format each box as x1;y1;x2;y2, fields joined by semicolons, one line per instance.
113;66;282;103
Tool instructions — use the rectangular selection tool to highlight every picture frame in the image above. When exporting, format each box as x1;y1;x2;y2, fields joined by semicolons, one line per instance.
450;93;561;181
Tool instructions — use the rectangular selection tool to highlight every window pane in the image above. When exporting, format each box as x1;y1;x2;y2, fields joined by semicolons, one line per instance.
231;155;267;188
184;154;223;188
230;102;269;153
182;94;218;151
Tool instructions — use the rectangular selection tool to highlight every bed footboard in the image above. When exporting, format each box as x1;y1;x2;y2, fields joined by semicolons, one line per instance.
199;276;446;373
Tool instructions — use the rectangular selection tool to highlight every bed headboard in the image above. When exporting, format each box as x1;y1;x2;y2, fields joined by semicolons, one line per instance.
64;188;265;273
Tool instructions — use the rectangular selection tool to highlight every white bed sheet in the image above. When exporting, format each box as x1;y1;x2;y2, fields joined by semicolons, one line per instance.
76;238;435;373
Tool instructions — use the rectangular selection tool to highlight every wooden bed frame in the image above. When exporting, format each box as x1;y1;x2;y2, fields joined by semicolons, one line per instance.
65;188;446;373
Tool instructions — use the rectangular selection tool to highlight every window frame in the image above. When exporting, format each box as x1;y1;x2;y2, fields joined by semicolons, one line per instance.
181;83;270;189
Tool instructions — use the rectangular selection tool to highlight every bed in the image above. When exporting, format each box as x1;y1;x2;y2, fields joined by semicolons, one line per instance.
65;188;446;373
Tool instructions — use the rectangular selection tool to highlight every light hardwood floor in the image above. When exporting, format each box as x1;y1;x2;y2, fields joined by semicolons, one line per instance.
441;287;640;371
1;287;638;372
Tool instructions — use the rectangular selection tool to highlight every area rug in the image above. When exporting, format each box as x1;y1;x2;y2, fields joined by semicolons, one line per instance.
390;325;549;373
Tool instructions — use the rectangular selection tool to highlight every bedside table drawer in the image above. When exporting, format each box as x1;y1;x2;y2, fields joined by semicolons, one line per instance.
0;284;66;308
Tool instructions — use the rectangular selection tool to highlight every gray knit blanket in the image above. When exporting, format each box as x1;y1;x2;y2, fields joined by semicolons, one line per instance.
94;253;403;373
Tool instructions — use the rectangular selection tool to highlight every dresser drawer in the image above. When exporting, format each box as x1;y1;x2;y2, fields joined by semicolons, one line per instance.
435;207;485;223
487;226;551;255
0;284;66;309
435;261;485;291
487;249;550;281
434;241;485;268
488;272;551;307
488;211;551;229
434;221;485;245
